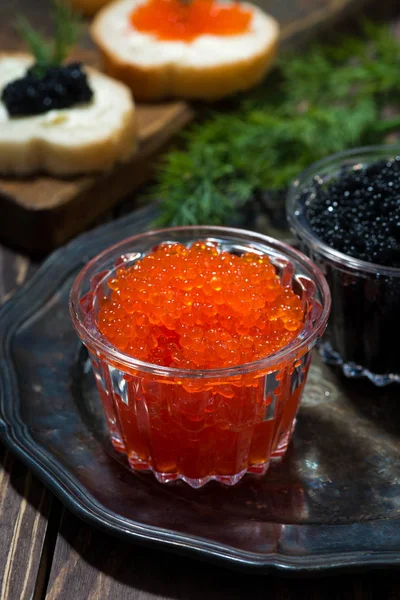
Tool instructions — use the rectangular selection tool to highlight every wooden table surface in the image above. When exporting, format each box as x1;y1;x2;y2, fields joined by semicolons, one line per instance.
1;1;400;598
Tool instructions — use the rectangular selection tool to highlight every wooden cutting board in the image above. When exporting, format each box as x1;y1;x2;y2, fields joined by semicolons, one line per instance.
0;0;374;253
0;100;193;254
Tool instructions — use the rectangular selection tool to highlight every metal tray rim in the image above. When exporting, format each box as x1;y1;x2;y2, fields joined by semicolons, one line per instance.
1;206;400;573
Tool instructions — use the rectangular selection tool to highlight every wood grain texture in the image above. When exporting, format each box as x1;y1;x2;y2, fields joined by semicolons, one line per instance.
0;94;192;254
0;245;53;600
45;510;400;600
0;102;191;212
0;450;50;600
0;100;193;254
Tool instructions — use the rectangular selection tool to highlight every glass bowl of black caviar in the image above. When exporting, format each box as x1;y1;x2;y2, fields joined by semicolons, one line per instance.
287;145;400;386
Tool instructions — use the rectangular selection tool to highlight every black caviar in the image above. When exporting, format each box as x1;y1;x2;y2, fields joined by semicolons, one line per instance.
2;62;93;117
297;157;400;379
305;158;400;268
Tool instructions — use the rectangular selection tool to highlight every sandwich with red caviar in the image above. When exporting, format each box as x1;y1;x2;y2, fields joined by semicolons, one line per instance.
91;0;280;101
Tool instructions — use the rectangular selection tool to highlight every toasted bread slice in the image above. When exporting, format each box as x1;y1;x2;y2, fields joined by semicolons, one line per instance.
0;54;136;176
91;0;279;101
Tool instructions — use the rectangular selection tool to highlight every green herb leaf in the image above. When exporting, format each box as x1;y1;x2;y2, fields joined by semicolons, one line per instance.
15;15;53;72
15;0;81;72
52;0;81;65
153;21;400;226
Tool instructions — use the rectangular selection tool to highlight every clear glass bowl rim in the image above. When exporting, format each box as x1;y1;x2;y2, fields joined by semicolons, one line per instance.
286;144;400;277
69;225;331;379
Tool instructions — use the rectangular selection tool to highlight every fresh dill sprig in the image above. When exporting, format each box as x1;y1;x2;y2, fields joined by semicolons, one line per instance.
153;21;400;226
15;16;53;71
52;1;81;65
16;1;81;76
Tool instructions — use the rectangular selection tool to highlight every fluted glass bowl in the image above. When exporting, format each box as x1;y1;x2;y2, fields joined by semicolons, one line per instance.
287;145;400;386
70;226;330;488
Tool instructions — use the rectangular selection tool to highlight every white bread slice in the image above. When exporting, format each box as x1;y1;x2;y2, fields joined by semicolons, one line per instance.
0;53;136;177
67;0;113;17
91;0;279;101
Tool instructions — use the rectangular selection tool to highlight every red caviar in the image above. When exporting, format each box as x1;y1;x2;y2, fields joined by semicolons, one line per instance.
130;0;253;42
81;239;319;486
97;241;304;368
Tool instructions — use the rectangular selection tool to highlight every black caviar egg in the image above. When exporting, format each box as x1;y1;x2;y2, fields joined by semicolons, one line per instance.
304;158;400;268
2;62;93;117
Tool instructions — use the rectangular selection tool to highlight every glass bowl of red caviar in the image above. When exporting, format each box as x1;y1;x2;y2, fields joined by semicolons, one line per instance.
287;145;400;387
70;226;330;488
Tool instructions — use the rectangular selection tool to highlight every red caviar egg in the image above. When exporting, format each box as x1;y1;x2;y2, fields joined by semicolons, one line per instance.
97;242;304;368
130;0;253;42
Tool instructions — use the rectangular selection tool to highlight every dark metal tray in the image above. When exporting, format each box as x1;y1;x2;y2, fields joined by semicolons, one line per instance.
1;206;400;573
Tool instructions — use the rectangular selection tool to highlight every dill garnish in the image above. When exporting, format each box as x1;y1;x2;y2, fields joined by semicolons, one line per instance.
153;21;400;226
16;1;81;76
